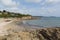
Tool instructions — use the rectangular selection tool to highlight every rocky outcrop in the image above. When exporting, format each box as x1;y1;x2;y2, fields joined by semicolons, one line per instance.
21;16;32;20
0;27;60;40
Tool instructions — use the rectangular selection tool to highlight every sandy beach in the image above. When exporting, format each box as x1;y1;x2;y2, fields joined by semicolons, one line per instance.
0;18;60;40
0;18;13;36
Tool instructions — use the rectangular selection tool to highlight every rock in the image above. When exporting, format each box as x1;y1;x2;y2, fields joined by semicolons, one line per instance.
0;24;60;40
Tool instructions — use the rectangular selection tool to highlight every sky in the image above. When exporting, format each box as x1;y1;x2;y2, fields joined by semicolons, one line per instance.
0;0;60;16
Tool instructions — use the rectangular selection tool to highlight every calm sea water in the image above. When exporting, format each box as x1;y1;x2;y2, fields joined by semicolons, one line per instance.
24;17;60;27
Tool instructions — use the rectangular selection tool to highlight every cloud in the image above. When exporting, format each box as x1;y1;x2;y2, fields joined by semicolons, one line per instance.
0;0;60;16
0;0;20;12
25;0;42;3
46;0;60;2
25;0;60;4
0;0;30;14
0;0;19;7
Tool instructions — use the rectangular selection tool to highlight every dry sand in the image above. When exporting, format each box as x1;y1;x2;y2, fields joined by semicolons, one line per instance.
0;18;14;36
0;18;60;40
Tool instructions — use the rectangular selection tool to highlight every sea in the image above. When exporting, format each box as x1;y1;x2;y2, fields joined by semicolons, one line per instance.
22;17;60;27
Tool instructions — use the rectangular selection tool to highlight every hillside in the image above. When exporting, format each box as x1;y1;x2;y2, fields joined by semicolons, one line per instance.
0;10;31;18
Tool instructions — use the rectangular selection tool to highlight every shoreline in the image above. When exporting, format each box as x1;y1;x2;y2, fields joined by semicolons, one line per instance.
16;19;60;28
0;18;60;40
0;18;60;29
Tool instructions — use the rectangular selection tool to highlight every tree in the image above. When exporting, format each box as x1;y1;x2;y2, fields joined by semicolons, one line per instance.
0;10;32;18
0;11;1;13
3;10;6;12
